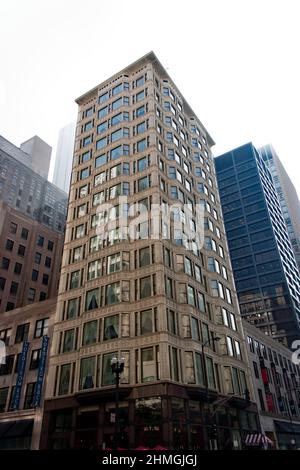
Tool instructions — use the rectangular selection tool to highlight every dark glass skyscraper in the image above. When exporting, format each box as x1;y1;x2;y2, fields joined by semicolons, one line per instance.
215;143;300;346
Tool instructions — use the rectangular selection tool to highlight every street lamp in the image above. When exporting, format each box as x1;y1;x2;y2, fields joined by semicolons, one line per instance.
110;356;125;449
201;336;220;450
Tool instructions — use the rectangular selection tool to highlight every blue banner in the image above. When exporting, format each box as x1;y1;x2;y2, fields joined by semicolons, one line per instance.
10;341;30;410
31;335;49;408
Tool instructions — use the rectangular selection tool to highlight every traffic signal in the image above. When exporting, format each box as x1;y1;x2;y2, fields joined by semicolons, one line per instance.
210;424;218;440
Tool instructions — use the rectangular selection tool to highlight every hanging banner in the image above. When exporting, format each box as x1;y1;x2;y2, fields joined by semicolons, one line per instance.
10;341;30;410
31;335;49;408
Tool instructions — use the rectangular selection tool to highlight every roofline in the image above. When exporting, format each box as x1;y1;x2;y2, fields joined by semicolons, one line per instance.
75;51;215;146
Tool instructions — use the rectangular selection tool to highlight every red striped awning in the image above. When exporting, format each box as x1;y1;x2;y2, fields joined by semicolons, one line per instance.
245;433;273;446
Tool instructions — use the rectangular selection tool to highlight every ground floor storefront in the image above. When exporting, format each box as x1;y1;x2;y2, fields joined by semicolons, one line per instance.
41;383;259;450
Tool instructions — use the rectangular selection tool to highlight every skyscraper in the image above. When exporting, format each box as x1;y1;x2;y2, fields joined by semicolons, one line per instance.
20;135;52;179
0;135;68;234
259;144;300;273
0;134;68;313
215;143;300;347
52;122;76;193
41;53;258;450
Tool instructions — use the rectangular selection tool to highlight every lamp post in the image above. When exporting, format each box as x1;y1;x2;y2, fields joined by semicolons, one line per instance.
201;335;220;450
111;356;125;450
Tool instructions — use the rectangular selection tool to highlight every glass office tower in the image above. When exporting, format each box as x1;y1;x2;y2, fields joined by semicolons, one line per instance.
259;144;300;273
215;143;300;347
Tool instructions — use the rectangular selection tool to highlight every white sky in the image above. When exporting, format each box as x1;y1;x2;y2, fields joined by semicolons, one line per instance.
0;0;299;196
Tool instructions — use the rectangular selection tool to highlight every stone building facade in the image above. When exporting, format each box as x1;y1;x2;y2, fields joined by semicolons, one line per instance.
41;52;258;450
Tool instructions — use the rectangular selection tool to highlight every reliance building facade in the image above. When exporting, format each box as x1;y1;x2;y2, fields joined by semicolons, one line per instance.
41;52;258;450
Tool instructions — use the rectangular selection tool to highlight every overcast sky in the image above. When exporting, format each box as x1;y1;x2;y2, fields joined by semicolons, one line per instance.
0;0;299;196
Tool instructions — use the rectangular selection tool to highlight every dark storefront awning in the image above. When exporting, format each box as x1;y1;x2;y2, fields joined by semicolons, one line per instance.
0;420;33;438
274;420;300;435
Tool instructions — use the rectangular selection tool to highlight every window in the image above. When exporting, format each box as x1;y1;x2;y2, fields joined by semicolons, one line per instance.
136;76;145;87
1;257;10;270
99;91;109;103
82;136;92;147
98;106;108;119
191;317;200;341
58;364;71;395
0;388;8;412
137;156;148;172
62;329;74;353
75;224;85;239
70;270;80;289
93;191;105;207
227;337;234;356
35;252;41;264
37;235;44;247
136;90;145;102
77;204;87;217
0;328;11;346
253;362;259;378
66;298;79;319
28;287;36;301
168;310;177;335
0;277;6;291
42;273;49;286
96;137;106;151
83;321;98;345
137;176;149;191
206;357;216;389
171;348;179;381
81;150;91;163
9;281;18;295
232;368;241;396
187;285;196;306
48;241;54;251
142;347;155;382
165;277;173;298
137;139;147;152
0;355;14;375
17;244;25;257
139;247;150;267
102;353;116;386
80;167;90;180
79;357;95;390
85;288;100;310
107;253;121;273
97;121;107;135
78;185;88;200
24;383;36;409
136;105;145;117
140;309;153;335
105;282;120;305
87;259;101;280
45;257;51;268
30;349;41;369
9;221;17;234
112;97;122;110
21;228;29;240
140;276;151;298
5;239;14;251
104;315;119;340
85;107;93;117
15;323;30;343
35;318;49;338
6;302;15;311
